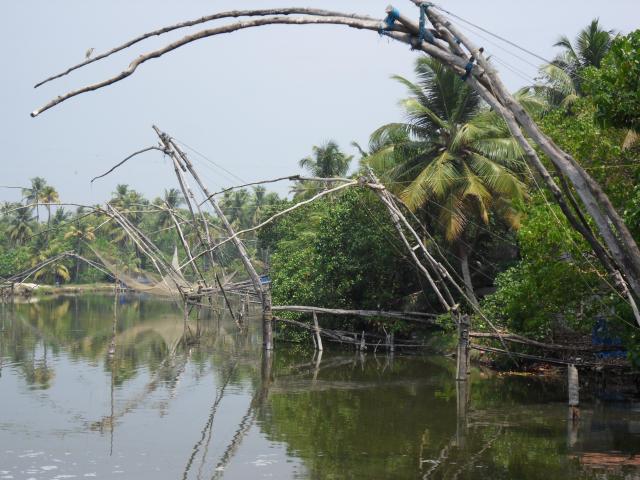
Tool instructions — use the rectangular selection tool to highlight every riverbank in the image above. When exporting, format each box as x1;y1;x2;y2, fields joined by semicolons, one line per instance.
29;282;119;296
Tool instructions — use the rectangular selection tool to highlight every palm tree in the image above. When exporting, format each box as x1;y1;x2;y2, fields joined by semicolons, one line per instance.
52;207;71;226
227;189;251;228
40;185;60;231
538;19;615;106
299;141;353;178
251;186;267;225
22;177;47;223
8;206;34;246
111;184;130;208
65;223;96;282
366;57;528;305
295;141;353;199
155;188;184;230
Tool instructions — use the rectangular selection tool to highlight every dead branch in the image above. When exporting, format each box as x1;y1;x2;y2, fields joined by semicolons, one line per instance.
31;15;389;117
470;332;626;352
272;305;439;325
470;344;604;367
198;175;353;206
34;8;378;89
181;180;358;271
90;146;166;183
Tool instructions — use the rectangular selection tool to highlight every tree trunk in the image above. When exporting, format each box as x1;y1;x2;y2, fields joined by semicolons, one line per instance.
458;243;479;309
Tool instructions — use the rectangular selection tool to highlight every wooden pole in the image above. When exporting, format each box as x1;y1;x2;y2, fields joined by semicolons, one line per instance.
456;314;470;381
568;364;580;422
421;5;640;303
456;375;469;448
312;311;323;352
153;126;273;349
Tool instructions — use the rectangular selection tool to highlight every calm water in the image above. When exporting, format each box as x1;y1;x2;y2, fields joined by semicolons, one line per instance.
1;295;639;480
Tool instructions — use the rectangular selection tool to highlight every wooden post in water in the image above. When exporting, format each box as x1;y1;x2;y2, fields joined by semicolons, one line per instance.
312;311;323;352
153;126;273;350
456;374;470;448
108;275;118;357
456;314;471;381
568;364;580;421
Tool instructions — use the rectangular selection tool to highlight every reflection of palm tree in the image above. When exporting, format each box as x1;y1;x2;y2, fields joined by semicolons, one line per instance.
366;57;527;304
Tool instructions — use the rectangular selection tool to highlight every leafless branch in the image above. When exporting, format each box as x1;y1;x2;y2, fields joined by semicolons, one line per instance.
181;180;358;270
198;175;353;205
34;8;378;89
31;15;392;117
91;146;167;183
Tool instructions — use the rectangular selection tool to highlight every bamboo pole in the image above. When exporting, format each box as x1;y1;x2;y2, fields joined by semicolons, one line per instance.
153;126;274;349
568;364;580;421
456;315;471;381
312;311;323;351
420;4;640;304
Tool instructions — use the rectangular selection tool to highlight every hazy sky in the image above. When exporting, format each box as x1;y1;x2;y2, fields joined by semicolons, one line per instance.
1;1;637;206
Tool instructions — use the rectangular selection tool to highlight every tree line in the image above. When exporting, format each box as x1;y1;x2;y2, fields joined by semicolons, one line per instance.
259;22;640;357
2;20;638;358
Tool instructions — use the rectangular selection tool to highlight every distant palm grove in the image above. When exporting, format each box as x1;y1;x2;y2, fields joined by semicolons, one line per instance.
2;22;639;359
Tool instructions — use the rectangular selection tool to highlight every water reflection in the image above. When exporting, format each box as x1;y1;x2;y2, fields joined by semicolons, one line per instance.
0;295;639;479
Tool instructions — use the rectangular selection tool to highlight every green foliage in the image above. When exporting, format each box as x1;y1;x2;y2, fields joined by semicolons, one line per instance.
365;57;527;243
583;30;640;132
261;189;420;335
538;97;637;208
0;246;31;278
482;197;603;338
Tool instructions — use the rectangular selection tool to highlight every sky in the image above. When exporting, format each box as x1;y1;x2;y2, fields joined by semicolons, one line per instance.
1;0;638;206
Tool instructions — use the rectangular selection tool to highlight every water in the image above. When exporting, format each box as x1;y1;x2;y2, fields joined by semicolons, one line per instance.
1;295;639;479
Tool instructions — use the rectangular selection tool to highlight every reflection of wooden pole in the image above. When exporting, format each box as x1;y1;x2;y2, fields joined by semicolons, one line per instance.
108;277;118;356
456;378;469;448
456;314;470;381
312;350;322;383
260;349;273;403
568;364;580;422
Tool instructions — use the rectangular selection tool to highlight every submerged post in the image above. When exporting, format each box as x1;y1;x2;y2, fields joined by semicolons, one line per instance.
456;314;471;381
456;374;470;448
312;311;323;351
568;364;580;421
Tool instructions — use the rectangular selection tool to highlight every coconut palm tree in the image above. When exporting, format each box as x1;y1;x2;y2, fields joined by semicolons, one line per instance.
40;185;60;231
155;188;184;230
294;141;353;199
538;19;615;107
8;206;34;246
299;141;353;178
52;207;71;226
65;223;96;281
22;177;47;223
366;57;529;305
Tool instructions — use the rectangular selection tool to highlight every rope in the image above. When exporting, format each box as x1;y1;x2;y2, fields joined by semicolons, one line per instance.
432;4;553;65
461;57;476;81
379;6;401;36
418;3;435;45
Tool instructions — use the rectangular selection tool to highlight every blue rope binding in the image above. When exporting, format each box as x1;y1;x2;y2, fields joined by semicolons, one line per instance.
379;6;401;36
461;57;475;81
418;3;435;44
